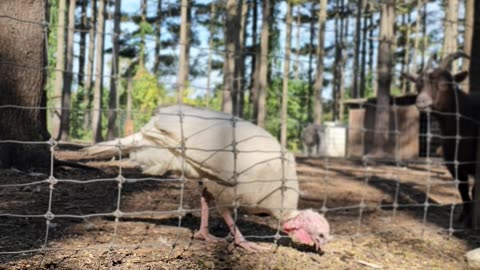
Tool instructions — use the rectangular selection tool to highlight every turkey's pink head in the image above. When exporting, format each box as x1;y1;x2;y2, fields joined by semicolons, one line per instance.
282;209;331;250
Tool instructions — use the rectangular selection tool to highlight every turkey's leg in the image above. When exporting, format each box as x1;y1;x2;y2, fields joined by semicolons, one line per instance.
194;190;222;242
221;210;270;252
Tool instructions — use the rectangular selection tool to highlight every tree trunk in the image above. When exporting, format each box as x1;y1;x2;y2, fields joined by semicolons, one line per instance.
443;0;458;72
153;0;162;76
92;0;105;142
84;0;96;129
359;2;368;97
140;0;147;67
307;3;315;123
250;0;259;120
469;0;480;93
125;62;134;136
78;0;87;86
205;3;215;106
107;0;121;140
60;0;76;141
463;0;474;92
184;5;192;92
52;0;66;139
0;0;50;168
237;0;248;117
222;52;232;113
222;0;242;114
421;1;427;67
411;0;423;91
371;0;395;157
352;0;363;98
313;0;327;125
339;0;348;121
281;1;292;148
401;9;411;94
255;0;270;128
368;7;374;94
294;5;301;81
177;0;189;103
333;0;342;121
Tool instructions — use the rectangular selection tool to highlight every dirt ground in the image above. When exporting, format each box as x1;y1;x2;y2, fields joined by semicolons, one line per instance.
0;151;478;269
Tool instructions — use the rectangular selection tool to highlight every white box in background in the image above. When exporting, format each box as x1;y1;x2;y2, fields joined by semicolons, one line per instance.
319;122;347;157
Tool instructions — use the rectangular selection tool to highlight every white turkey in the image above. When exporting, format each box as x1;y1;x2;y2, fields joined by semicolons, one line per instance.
84;105;330;252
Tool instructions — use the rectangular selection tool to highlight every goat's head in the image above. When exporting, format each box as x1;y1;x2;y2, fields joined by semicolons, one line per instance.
403;52;469;112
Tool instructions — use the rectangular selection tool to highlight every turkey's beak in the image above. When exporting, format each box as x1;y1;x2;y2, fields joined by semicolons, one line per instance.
314;234;332;251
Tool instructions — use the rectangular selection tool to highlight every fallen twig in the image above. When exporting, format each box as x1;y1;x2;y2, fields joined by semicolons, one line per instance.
356;259;383;269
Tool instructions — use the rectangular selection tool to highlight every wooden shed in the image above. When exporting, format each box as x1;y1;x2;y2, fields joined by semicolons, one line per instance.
344;94;442;160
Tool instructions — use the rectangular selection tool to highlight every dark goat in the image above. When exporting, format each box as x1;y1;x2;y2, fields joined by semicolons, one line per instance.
301;123;321;156
404;52;480;224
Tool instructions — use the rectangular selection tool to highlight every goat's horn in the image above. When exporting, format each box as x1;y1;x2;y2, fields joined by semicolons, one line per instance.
439;52;470;70
424;53;437;71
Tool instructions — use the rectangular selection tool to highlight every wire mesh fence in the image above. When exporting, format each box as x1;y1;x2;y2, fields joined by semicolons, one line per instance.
0;0;479;269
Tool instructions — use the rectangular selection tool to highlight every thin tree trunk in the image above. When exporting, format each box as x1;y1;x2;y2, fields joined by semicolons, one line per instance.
402;9;411;94
371;0;395;157
463;0;474;92
140;0;147;67
60;0;76;140
443;0;458;72
255;0;270;128
307;3;315;123
238;0;248;117
333;0;343;121
78;0;87;87
107;0;121;140
313;0;327;125
153;0;162;76
124;60;135;136
281;1;292;148
359;2;368;97
185;5;191;85
205;3;215;106
410;0;423;91
250;0;259;120
177;0;189;103
92;0;105;142
421;1;427;67
0;0;50;168
339;0;348;121
84;0;96;129
368;9;375;95
52;0;66;140
294;5;301;81
223;0;242;114
352;0;363;98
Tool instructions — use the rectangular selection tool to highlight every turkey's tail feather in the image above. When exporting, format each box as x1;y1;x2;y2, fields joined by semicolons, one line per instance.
83;132;149;159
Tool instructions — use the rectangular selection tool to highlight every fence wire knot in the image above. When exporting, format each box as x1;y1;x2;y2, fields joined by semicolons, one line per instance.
113;209;123;218
47;176;57;188
44;211;54;221
177;207;186;217
48;138;57;148
116;175;126;185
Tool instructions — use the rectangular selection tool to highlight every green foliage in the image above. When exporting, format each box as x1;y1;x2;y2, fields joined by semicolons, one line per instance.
206;86;223;112
137;21;154;36
364;72;375;99
289;0;309;5
264;79;311;151
70;86;88;139
131;66;166;128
